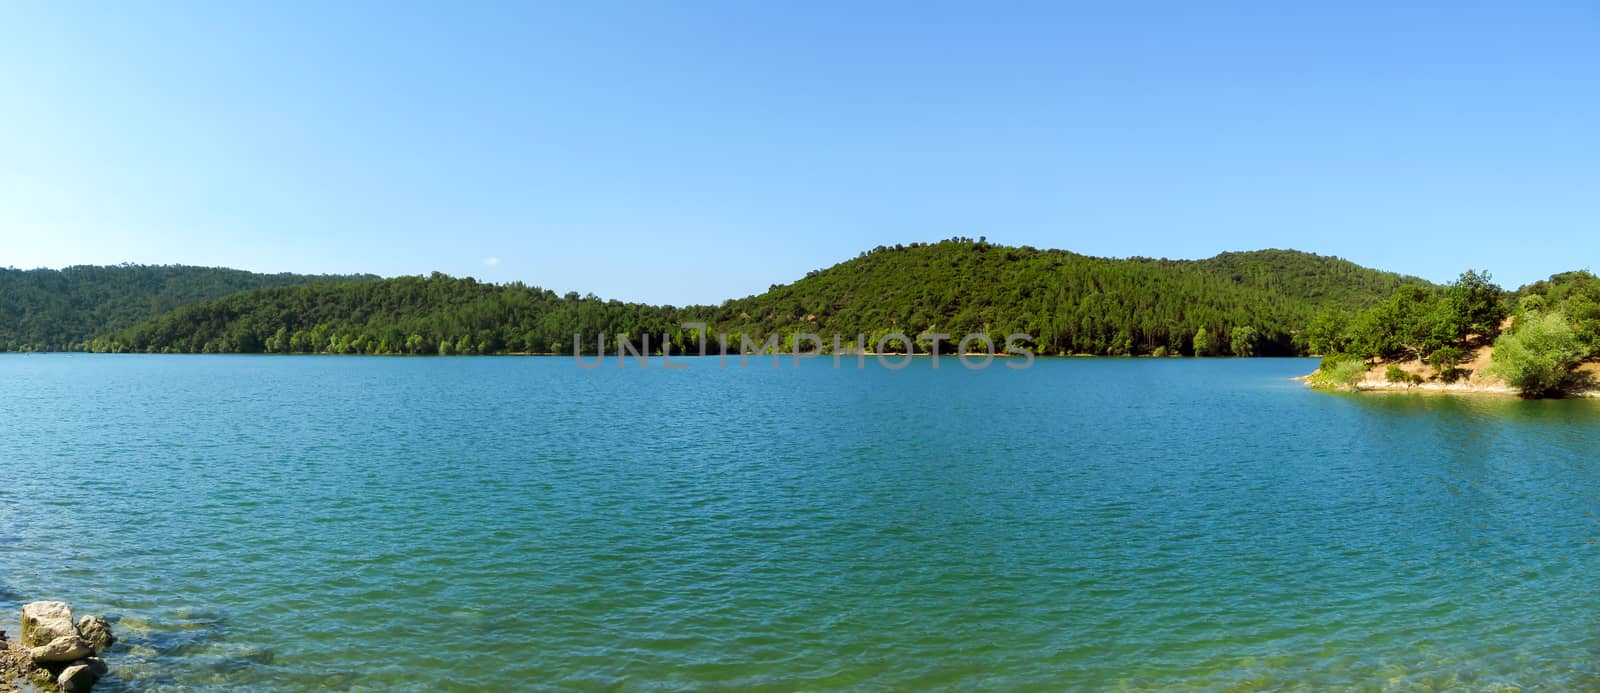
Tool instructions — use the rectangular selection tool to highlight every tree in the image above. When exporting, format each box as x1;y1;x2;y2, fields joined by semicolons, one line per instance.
1519;294;1547;315
1193;327;1213;357
265;327;289;353
1428;345;1463;382
1110;329;1133;356
1230;326;1259;357
1305;308;1349;355
1443;269;1507;342
1343;285;1445;361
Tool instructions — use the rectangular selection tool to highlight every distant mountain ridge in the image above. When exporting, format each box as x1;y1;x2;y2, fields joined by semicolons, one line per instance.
78;241;1434;356
0;264;378;351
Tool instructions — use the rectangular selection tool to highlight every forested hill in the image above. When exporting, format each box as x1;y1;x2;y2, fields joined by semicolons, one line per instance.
717;242;1432;356
87;240;1431;357
0;265;377;351
91;273;691;356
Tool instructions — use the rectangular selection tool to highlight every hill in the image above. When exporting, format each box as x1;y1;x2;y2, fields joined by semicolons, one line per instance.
0;265;377;351
88;273;687;355
87;240;1430;357
707;241;1431;356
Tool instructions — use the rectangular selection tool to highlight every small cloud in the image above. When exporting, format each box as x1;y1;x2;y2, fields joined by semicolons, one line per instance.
482;257;500;266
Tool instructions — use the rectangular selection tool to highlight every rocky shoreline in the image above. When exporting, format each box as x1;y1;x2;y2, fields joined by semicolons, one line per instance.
1;602;115;692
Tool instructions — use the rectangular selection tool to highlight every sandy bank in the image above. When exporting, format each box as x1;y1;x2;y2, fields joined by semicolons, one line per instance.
1305;345;1600;398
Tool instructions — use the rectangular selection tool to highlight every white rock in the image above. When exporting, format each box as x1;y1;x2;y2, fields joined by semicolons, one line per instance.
29;634;93;663
21;601;76;647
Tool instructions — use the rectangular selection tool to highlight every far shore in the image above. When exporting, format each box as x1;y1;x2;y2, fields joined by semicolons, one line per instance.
5;351;1322;359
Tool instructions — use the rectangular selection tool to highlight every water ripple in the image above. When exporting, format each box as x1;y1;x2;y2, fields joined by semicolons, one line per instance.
2;355;1599;690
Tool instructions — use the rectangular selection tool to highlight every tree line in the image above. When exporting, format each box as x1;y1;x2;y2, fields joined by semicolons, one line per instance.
83;240;1430;357
0;264;375;352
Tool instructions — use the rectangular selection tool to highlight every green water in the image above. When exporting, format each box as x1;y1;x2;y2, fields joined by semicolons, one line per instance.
3;354;1599;691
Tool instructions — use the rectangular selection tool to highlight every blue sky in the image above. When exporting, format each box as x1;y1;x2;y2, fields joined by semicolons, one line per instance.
1;1;1595;305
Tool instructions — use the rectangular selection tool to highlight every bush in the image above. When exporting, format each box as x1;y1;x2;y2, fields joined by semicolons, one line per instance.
1311;354;1368;390
1385;364;1425;386
1486;311;1585;397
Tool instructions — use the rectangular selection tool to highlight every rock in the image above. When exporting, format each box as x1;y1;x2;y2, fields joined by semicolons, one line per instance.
78;656;110;677
21;601;76;647
76;615;115;653
28;635;93;663
1;649;44;693
58;660;103;692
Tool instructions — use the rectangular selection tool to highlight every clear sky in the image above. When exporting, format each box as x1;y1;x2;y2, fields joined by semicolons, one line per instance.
1;1;1595;305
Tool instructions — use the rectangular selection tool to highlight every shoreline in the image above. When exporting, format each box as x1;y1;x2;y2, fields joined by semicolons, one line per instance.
1300;370;1600;399
3;351;1318;359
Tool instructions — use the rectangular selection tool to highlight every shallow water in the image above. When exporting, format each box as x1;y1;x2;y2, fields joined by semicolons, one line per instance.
3;354;1599;690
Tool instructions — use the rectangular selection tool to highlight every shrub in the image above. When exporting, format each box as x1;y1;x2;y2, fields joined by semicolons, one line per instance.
1385;364;1425;386
1486;311;1585;397
1311;354;1368;390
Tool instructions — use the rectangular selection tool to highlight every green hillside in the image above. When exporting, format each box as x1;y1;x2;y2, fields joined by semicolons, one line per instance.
88;273;687;356
707;241;1431;356
0;265;376;351
86;240;1430;357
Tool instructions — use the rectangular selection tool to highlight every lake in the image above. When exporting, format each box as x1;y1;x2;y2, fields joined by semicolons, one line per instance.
3;354;1599;690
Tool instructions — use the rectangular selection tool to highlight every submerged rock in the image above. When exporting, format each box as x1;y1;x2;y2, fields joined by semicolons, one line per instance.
29;634;93;663
80;657;110;677
76;616;115;653
21;601;76;647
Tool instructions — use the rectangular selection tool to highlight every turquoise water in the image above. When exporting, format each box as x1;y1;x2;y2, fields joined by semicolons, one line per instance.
3;354;1600;691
